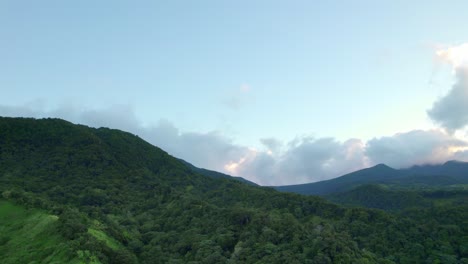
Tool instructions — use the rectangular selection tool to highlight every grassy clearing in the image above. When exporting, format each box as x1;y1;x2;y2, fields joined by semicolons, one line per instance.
0;200;79;264
88;228;122;250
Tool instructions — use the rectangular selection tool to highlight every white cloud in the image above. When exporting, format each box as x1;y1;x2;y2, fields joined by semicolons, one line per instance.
365;129;468;168
428;43;468;132
436;43;468;70
2;102;468;186
232;130;468;185
229;137;368;185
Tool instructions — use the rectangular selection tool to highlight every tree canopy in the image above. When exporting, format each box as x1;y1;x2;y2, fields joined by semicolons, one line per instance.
0;117;467;263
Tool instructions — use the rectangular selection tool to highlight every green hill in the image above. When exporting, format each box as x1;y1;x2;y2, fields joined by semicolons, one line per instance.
1;117;467;263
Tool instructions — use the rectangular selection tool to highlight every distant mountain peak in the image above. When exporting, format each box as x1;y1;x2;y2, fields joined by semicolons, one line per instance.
443;160;467;165
372;163;394;170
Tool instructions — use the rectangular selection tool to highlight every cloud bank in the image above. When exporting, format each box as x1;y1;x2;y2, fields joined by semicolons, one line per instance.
2;102;468;185
228;131;468;185
227;138;369;185
428;44;468;132
365;129;468;168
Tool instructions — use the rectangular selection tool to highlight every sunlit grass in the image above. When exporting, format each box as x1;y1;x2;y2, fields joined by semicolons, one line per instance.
88;228;122;250
0;200;79;264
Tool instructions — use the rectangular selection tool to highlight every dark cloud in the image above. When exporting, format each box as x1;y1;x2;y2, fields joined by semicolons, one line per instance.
428;68;468;132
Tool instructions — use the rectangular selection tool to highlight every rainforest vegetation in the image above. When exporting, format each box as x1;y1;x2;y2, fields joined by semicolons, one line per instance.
0;117;467;263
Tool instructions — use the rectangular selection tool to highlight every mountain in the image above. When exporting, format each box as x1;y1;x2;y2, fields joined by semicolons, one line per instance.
1;117;467;263
274;162;468;196
403;160;468;183
274;164;403;195
178;159;258;186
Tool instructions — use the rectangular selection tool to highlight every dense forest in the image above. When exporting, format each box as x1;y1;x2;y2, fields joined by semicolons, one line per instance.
326;184;467;212
0;117;467;263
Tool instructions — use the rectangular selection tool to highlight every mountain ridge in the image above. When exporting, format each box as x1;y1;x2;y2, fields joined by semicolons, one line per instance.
1;116;467;263
273;161;468;195
178;159;258;186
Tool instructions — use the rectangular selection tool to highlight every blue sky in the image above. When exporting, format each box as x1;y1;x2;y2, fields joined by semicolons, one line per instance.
2;1;468;185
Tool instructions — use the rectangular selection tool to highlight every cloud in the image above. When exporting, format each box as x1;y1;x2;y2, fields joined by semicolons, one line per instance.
2;103;468;186
0;100;45;118
0;102;370;185
260;138;282;153
435;43;468;70
231;130;468;185
0;102;250;174
365;129;468;168
428;44;468;132
228;137;368;185
428;68;468;132
143;124;250;173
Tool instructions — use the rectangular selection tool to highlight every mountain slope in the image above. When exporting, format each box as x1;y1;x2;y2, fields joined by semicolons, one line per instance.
275;162;468;196
0;117;367;262
403;160;468;183
274;164;403;195
179;159;258;186
0;117;467;263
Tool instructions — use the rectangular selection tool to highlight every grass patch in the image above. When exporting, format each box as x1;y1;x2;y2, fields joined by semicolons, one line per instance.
88;228;122;250
0;200;79;264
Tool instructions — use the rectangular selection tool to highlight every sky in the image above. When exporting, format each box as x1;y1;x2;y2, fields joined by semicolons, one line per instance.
2;0;468;185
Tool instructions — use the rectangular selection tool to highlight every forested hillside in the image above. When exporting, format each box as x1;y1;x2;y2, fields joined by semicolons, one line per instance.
0;117;467;263
326;184;468;212
179;159;258;186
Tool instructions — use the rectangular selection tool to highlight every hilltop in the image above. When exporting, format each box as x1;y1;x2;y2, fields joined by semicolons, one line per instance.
274;162;468;196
